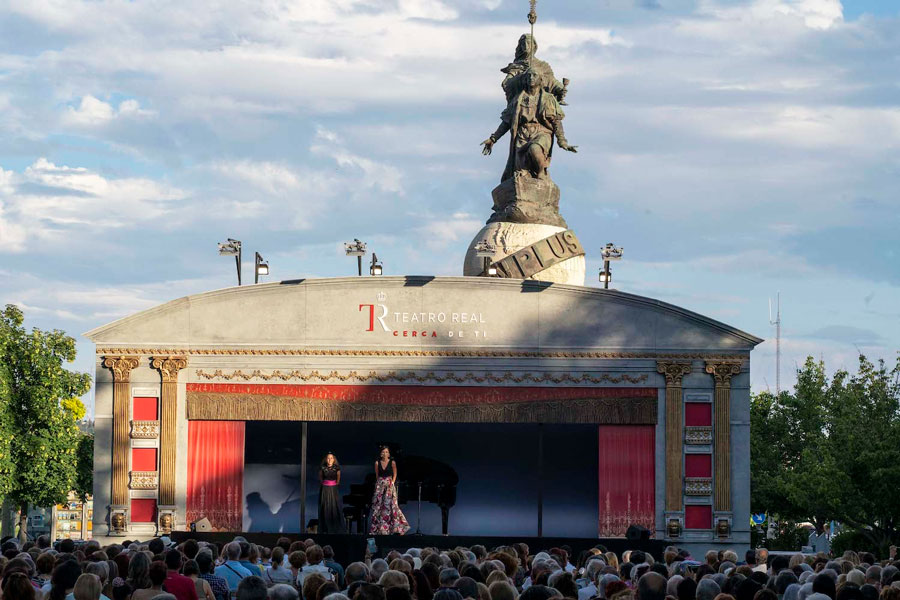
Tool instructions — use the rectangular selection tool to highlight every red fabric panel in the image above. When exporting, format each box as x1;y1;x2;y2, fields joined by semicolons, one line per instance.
130;498;157;523
186;421;245;531
187;383;656;406
685;403;712;427
685;505;712;529
598;425;655;537
685;454;712;478
131;448;157;472
133;397;159;420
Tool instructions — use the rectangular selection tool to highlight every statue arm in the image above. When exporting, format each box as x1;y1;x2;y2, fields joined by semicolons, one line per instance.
481;120;510;156
553;119;577;153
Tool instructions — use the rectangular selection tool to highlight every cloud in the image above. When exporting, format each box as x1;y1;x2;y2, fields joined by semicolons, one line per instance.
64;95;154;127
0;158;184;252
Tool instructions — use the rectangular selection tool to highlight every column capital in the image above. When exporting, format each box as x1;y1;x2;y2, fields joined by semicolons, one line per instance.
150;356;188;383
656;361;692;386
704;360;742;386
102;356;140;382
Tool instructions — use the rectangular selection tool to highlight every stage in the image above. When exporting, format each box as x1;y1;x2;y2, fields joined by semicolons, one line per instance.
171;531;666;565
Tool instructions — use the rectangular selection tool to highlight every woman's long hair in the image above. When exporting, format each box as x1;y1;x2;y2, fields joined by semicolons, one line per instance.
50;560;83;600
320;452;340;469
126;551;152;590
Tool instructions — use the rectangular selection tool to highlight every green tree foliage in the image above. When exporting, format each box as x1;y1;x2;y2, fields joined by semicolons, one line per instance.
75;434;94;502
0;304;91;541
751;354;900;554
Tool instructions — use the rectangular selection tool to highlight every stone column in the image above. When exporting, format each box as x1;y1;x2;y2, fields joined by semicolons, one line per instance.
705;359;742;535
657;361;692;535
151;356;187;534
102;355;140;535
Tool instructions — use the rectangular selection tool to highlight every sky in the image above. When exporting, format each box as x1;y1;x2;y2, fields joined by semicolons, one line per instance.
0;0;898;414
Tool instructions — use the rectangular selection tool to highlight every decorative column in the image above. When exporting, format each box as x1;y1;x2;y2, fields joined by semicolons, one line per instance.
705;359;742;537
102;355;140;535
657;361;692;538
151;356;187;534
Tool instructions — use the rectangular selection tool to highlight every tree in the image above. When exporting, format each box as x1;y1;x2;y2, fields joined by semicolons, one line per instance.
751;354;900;555
0;304;91;542
75;433;94;502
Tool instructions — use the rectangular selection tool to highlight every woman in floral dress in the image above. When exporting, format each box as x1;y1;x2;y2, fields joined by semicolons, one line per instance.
368;446;410;535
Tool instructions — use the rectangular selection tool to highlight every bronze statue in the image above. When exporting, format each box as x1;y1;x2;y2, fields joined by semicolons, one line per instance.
500;34;567;105
481;67;577;182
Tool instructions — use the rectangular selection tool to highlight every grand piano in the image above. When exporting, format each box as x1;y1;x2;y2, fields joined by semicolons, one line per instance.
343;454;459;534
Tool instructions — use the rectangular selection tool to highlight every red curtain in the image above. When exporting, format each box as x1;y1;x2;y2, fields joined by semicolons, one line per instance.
186;421;245;531
598;425;656;537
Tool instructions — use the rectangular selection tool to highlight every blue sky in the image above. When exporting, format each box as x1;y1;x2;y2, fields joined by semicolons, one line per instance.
0;0;898;413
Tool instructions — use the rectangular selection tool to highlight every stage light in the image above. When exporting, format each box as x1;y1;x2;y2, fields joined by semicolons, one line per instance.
599;242;623;290
218;238;242;286
344;238;367;276
474;240;498;277
254;252;269;284
369;253;383;276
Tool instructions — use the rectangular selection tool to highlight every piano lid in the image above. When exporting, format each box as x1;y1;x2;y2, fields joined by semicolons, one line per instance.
397;455;459;486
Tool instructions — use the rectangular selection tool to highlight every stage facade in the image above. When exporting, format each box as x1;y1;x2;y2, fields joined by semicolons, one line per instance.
86;276;760;549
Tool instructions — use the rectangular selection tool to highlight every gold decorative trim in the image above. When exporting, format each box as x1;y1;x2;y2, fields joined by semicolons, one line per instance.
130;420;159;439
685;426;713;445
129;471;158;490
658;360;692;513
98;347;748;360
102;356;140;382
194;369;649;385
656;361;692;385
187;393;657;425
685;477;712;496
704;360;742;384
150;356;188;383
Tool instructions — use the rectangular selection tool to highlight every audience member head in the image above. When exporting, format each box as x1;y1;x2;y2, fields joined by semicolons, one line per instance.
74;573;102;600
270;584;300;600
637;572;667;600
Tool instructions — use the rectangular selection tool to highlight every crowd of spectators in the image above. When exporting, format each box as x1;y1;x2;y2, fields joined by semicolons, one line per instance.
1;535;899;600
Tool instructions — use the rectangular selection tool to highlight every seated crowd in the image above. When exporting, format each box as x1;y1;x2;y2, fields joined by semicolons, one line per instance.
1;535;899;600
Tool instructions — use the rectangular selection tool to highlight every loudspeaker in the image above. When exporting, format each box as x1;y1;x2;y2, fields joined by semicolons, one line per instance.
192;517;212;532
626;524;651;541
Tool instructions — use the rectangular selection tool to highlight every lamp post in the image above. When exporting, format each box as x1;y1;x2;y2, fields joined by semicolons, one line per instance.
599;242;624;290
344;239;367;276
474;240;498;276
254;252;269;284
369;253;383;276
217;238;242;286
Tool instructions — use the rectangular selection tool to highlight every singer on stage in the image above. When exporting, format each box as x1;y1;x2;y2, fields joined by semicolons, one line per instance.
369;446;410;535
318;452;346;533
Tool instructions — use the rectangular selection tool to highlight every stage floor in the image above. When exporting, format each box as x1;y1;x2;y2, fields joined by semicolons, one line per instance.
171;532;665;565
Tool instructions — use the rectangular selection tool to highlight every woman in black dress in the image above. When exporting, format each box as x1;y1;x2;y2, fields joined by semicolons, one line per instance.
318;452;346;533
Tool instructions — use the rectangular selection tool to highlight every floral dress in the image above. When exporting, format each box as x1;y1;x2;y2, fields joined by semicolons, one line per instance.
368;460;410;535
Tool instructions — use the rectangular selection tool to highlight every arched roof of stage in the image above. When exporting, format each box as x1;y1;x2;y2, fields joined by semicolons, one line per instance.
85;276;762;352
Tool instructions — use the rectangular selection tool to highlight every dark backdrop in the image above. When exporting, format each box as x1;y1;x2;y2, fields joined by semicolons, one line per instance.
242;421;598;537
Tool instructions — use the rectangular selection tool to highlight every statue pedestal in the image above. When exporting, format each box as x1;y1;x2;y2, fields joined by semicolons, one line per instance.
464;222;585;286
489;175;567;228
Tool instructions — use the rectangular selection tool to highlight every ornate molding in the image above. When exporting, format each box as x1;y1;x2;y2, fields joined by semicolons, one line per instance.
150;356;188;382
130;420;160;439
685;426;713;445
656;361;693;386
129;471;158;490
194;369;648;385
102;356;140;382
98;347;748;360
704;360;743;386
685;477;712;496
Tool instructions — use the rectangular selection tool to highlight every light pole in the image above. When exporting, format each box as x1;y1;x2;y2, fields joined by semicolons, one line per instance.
474;240;498;276
369;253;383;276
344;239;367;276
599;242;624;289
255;252;269;284
217;238;242;286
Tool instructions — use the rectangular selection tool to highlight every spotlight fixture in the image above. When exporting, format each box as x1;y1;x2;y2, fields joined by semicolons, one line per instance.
599;242;624;290
254;252;269;284
344;239;367;276
369;253;383;276
474;240;498;277
217;238;242;286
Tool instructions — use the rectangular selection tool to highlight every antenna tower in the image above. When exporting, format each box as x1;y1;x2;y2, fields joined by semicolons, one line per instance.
769;292;781;396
